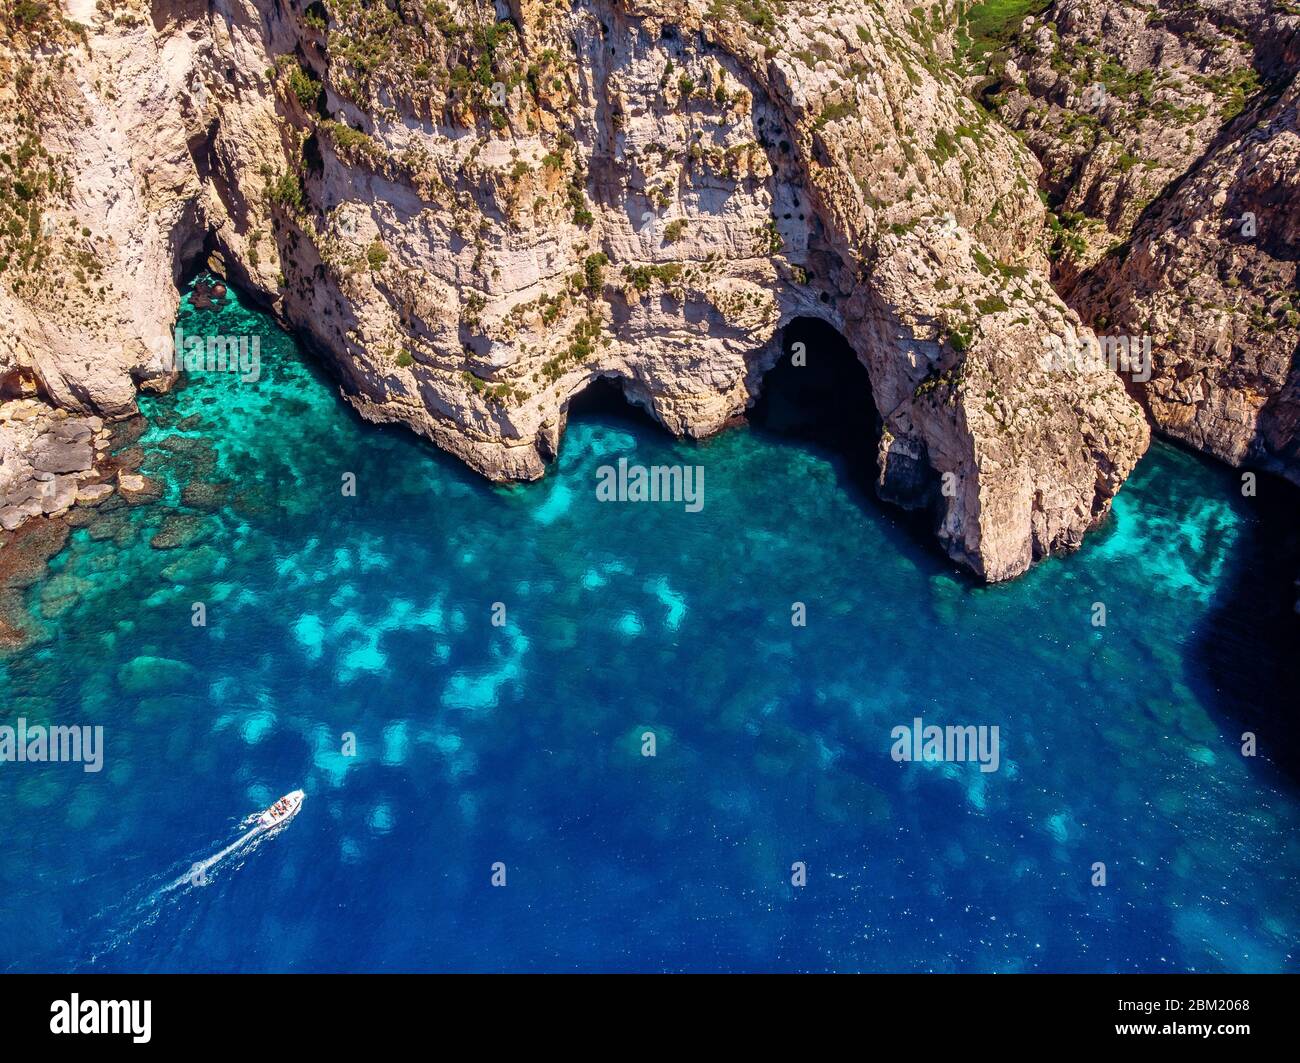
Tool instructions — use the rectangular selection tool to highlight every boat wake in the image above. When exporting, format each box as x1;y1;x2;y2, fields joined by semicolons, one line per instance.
157;825;266;896
159;789;305;896
83;790;305;965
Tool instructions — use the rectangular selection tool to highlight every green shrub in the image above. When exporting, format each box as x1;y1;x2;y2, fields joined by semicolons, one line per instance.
303;2;328;32
267;170;306;212
282;60;323;113
10;0;50;29
582;252;608;294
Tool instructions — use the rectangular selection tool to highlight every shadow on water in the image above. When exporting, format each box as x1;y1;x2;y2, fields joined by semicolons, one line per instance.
563;318;951;574
1189;464;1300;785
747;317;953;575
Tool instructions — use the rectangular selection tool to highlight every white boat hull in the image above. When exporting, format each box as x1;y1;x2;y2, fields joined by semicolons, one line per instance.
257;789;305;830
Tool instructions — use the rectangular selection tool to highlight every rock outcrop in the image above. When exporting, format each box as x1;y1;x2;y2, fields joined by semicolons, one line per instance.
0;402;114;530
0;0;1152;581
1072;76;1300;476
991;0;1297;279
992;0;1300;483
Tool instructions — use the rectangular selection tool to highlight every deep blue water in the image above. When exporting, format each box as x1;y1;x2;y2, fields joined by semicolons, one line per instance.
1;279;1298;972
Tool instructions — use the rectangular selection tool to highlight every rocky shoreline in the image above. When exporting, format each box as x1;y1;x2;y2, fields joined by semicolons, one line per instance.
0;0;1155;584
0;406;163;650
0;402;114;532
0;2;1295;584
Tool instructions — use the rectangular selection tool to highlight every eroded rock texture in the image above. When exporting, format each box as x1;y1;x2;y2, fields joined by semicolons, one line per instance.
1;0;1155;580
1073;78;1300;474
993;0;1300;483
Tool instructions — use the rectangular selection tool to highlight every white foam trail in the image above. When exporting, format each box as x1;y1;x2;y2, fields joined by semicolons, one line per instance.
160;823;265;894
85;802;301;965
86;825;266;963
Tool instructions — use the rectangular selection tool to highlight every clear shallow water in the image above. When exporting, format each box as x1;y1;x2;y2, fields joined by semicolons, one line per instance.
1;280;1298;972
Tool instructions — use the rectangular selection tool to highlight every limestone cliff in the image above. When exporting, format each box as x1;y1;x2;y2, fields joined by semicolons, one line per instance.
1073;76;1300;476
990;0;1300;483
0;0;1151;581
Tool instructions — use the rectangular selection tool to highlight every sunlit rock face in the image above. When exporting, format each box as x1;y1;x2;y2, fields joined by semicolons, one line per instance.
993;0;1300;485
0;0;1152;579
1071;78;1300;484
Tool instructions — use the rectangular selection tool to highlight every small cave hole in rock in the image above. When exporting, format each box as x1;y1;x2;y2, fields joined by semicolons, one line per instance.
565;375;662;433
748;317;878;495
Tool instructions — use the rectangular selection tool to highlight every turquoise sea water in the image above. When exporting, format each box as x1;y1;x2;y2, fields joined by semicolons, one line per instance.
1;279;1297;972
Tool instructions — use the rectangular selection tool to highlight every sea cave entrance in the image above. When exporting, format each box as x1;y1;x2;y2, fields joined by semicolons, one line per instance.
563;374;663;431
748;317;880;496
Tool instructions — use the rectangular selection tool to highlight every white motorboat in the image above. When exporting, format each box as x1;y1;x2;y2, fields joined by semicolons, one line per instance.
257;789;304;830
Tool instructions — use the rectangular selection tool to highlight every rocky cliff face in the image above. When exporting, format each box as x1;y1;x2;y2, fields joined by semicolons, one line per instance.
992;0;1300;484
1;0;1154;581
1072;77;1300;475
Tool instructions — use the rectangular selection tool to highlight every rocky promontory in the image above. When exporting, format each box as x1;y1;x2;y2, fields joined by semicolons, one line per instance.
992;0;1300;485
27;0;1300;582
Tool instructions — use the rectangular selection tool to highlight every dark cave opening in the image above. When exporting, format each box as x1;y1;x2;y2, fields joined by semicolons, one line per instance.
747;317;880;496
563;374;663;433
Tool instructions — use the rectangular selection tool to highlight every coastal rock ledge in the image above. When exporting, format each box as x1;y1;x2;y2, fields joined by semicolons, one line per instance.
0;0;1151;581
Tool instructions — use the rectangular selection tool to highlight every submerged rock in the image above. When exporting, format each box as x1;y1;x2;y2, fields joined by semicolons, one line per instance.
180;480;231;512
156;434;209;455
149;513;211;550
117;471;163;505
104;445;145;474
64;507;99;529
86;509;128;542
150;446;217;480
160;543;221;583
38;572;91;620
231;488;273;518
0;518;70;590
0;590;32;651
109;417;149;451
116;655;196;695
